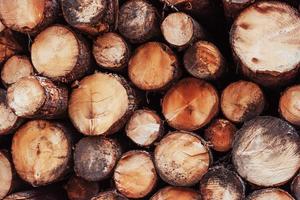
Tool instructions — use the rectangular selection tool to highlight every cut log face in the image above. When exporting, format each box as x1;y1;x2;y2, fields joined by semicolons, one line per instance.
246;188;295;200
0;30;22;64
279;85;300;126
232;116;300;187
204;118;237;152
128;42;180;91
1;55;34;87
291;173;300;200
7;76;68;119
221;80;265;123
11;120;72;186
161;12;205;49
183;41;225;80
74;137;122;181
162;78;219;131
126;109;163;147
0;0;58;34
199;166;245;200
65;176;99;200
0;151;13;199
118;0;159;43
0;89;21;135
114;150;157;198
150;186;202;200
93;32;130;70
154;131;211;186
92;191;128;200
31;25;91;83
68;72;137;136
231;1;300;87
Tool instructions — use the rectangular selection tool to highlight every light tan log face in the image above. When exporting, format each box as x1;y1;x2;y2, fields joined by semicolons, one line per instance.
114;151;157;198
162;77;219;131
68;72;137;136
12;120;72;186
221;80;265;123
246;188;295;200
128;42;179;91
231;1;300;87
199;166;245;200
91;191;128;200
150;186;201;200
65;176;99;200
154;131;211;186
0;151;13;199
232;116;300;187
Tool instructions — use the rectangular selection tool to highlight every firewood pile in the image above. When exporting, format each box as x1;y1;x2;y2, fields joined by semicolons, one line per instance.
0;0;300;199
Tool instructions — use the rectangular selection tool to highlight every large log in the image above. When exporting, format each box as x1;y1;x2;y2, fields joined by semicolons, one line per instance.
151;186;201;200
246;188;294;200
231;1;300;87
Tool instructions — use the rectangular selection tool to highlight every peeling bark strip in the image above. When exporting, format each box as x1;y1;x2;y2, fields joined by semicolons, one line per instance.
92;191;128;200
31;25;91;83
1;55;34;87
74;137;121;181
222;0;254;22
162;78;219;131
0;30;22;64
231;1;300;87
126;109;163;147
65;176;99;200
11;120;72;187
291;173;300;200
7;76;68;119
128;42;180;91
68;72;137;136
93;32;130;71
154;131;211;186
204;118;237;152
61;0;118;35
150;186;201;200
246;188;295;200
114;150;157;199
221;80;265;123
279;85;300;126
232;116;300;187
3;188;65;200
183;41;226;80
118;0;160;43
0;0;59;34
199;166;245;200
0;89;22;135
161;12;205;50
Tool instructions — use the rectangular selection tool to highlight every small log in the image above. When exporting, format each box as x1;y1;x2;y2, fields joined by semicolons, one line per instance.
128;42;180;91
126;109;163;147
231;1;300;87
114;150;157;199
61;0;118;35
65;176;99;200
291;173;300;200
0;30;22;64
7;76;68;119
31;25;91;83
162;77;219;131
199;166;245;200
232;116;300;187
68;72;137;136
161;12;205;50
1;55;34;87
74;137;122;181
204;118;237;152
183;40;226;80
221;80;265;123
150;186;201;200
222;0;254;22
0;89;22;135
118;0;160;43
246;188;294;200
0;0;59;34
279;85;300;126
93;32;130;71
3;188;66;200
11;120;72;186
92;191;128;200
154;131;211;186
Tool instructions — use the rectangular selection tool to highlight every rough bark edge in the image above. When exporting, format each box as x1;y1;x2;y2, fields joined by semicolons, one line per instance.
91;190;129;200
